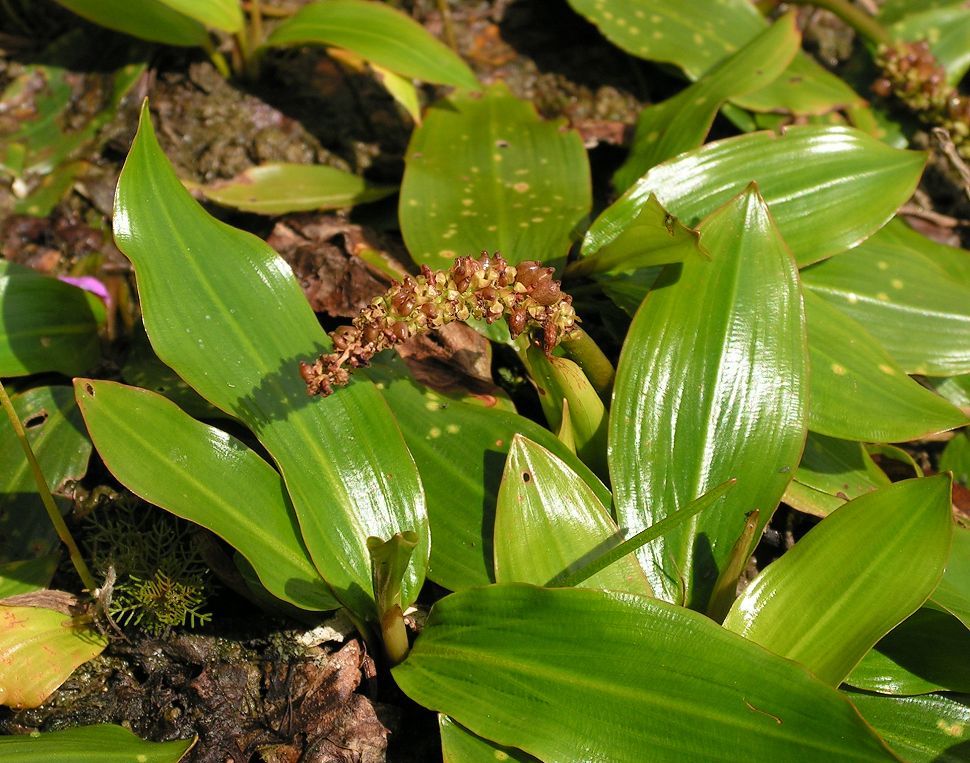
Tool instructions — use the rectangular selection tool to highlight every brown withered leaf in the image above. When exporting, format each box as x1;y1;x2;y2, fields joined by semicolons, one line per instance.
267;215;402;317
397;321;504;399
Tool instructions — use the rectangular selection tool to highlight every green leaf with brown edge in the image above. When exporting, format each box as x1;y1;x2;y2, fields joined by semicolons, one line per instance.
724;475;953;687
263;0;477;89
804;291;967;441
844;691;970;763
494;435;650;597
931;525;970;629
584;126;926;268
439;715;539;763
784;432;890;518
0;264;102;377
0;386;91;564
51;0;208;46
113;102;427;621
802;226;970;377
566;195;704;278
0;724;195;761
195;163;396;215
0;595;107;709
564;0;861;115
74;379;338;612
156;0;242;33
613;14;800;191
393;584;897;762
366;356;610;591
844;608;970;696
609;186;807;609
400;82;591;271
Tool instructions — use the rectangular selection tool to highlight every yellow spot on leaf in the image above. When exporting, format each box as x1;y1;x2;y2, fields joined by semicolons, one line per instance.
831;363;847;375
877;261;889;270
877;292;890;302
513;182;530;193
429;427;442;438
878;364;896;375
446;424;460;434
936;719;964;737
891;278;903;289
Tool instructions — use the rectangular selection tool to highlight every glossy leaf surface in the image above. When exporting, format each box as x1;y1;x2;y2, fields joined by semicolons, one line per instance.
804;291;966;441
610;188;806;607
802;226;970;376
0;264;101;377
931;525;970;629
400;83;590;270
75;379;337;612
196;163;395;215
156;0;242;33
0;386;91;564
585;127;925;267
724;476;953;687
494;436;650;596
0;724;194;761
613;15;799;190
564;0;860;114
439;715;538;763
0;599;107;708
845;608;970;696
846;691;970;763
113;104;427;619
51;0;208;46
784;432;889;517
264;0;478;89
393;585;896;762
369;359;610;591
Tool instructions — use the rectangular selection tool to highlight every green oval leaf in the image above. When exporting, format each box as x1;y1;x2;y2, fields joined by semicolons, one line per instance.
156;0;242;33
724;476;953;687
585;126;926;267
0;724;194;761
802;226;970;376
0;386;91;564
196;163;396;215
74;379;337;612
804;290;967;441
400;83;591;270
846;691;970;763
393;585;896;762
51;0;208;46
264;0;478;89
113;102;427;620
0;264;101;377
0;598;107;709
494;435;650;596
610;187;807;608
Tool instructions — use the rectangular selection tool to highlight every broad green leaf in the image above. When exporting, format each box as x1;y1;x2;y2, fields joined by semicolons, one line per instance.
113;103;427;620
368;357;610;591
74;379;338;612
931;525;970;629
724;476;953;687
846;691;970;763
845;608;970;695
888;3;970;85
877;218;970;288
0;555;58;598
803;226;970;376
196;163;395;215
565;0;861;115
0;386;91;564
927;375;970;409
940;431;970;485
584;126;926;267
440;715;538;763
804;291;967;441
0;265;101;377
51;0;208;46
156;0;242;33
0;724;194;761
610;187;807;608
594;265;662;315
494;436;650;596
264;0;478;89
393;585;896;762
566;196;703;278
400;83;591;270
613;15;800;190
0;597;107;708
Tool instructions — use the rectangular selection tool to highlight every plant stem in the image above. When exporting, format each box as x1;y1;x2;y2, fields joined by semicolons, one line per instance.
249;0;264;46
560;327;615;399
435;0;458;52
380;605;410;665
204;40;232;79
0;381;97;593
787;0;890;46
